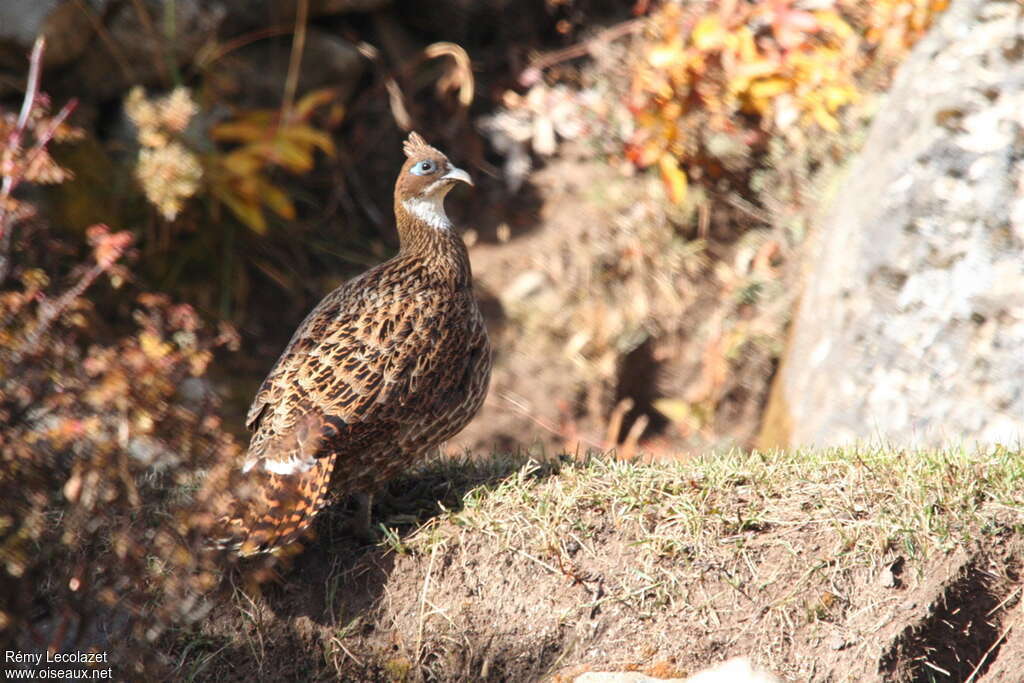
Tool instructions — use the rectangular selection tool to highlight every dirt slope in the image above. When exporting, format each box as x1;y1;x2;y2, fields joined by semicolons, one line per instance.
169;448;1024;682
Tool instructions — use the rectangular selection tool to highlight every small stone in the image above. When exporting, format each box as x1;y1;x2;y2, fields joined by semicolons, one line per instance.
879;566;897;588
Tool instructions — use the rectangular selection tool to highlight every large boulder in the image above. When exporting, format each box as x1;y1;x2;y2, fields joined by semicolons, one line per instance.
53;0;225;99
206;27;364;109
0;0;110;71
765;0;1024;448
0;0;384;100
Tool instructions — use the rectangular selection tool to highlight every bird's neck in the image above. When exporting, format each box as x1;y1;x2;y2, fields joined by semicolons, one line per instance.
394;197;472;287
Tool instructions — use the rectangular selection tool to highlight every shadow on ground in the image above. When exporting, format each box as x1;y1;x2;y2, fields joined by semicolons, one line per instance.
163;452;564;681
275;451;562;625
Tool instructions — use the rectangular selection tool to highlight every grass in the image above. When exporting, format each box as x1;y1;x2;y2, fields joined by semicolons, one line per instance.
158;446;1024;681
401;446;1024;627
414;445;1024;554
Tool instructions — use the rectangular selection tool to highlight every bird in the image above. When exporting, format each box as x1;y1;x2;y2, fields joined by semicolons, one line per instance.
211;131;492;555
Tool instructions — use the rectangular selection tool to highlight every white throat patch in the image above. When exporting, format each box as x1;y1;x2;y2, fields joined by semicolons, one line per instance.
403;194;452;231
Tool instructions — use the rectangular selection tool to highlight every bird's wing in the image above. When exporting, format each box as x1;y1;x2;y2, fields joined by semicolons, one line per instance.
242;275;473;473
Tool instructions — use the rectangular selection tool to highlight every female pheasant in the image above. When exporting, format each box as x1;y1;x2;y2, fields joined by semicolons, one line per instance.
213;132;491;554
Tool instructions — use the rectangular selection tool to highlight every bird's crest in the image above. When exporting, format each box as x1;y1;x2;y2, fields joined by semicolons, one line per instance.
403;131;441;159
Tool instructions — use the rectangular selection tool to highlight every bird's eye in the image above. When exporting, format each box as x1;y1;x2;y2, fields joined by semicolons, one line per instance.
411;160;437;176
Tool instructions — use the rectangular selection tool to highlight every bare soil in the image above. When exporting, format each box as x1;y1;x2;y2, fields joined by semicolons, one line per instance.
167;452;1024;682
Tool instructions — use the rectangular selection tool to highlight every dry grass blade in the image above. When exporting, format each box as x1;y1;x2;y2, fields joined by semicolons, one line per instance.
414;545;440;670
424;42;475;108
281;0;309;122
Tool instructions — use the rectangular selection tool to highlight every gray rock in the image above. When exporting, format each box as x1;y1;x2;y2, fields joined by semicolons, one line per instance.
0;0;111;70
0;0;62;47
206;27;364;108
218;0;388;24
774;0;1024;448
48;0;225;99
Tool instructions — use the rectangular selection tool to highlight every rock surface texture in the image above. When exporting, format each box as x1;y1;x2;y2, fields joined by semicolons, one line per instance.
0;0;384;99
773;0;1024;448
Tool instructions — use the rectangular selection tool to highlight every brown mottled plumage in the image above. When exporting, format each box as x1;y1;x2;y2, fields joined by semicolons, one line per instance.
213;132;491;555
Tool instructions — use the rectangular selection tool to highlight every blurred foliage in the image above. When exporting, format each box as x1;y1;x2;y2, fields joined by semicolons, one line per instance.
125;87;203;222
0;45;258;673
480;0;951;453
627;0;948;202
865;0;950;51
127;85;339;234
0;43;83;284
206;88;340;234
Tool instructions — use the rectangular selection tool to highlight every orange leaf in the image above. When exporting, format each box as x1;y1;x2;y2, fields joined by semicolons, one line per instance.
658;154;688;204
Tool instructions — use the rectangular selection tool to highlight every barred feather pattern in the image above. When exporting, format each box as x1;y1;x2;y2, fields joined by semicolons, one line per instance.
211;133;490;555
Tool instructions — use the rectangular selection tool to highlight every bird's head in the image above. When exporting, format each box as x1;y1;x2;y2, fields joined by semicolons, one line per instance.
395;132;473;230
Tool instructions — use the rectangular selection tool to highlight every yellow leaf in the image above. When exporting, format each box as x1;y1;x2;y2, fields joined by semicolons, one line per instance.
293;87;339;120
280;123;336;156
257;179;296;220
653;399;693;425
811;104;840;132
190;350;213;376
139;331;171;359
685;49;707;76
220;148;263;176
658;154;688;204
731;58;782;83
214;186;267;233
822;84;858;110
747;77;791;101
327;103;346;128
814;10;856;40
728;26;759;64
211;115;276;143
249;139;315;173
692;15;727;50
649;44;684;69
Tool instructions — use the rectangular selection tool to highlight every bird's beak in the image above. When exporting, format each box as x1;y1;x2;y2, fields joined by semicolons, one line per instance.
443;165;473;187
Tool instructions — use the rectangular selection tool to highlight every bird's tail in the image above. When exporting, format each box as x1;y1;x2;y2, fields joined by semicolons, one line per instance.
205;415;341;556
214;457;337;555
